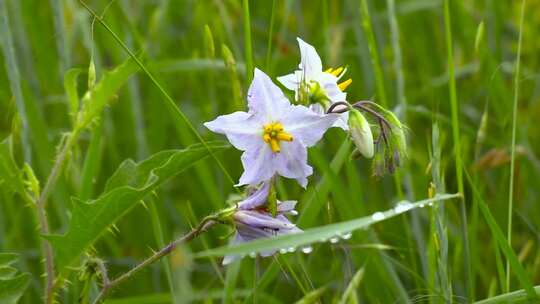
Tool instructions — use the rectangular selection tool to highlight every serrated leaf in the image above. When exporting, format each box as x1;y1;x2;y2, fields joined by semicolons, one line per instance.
195;194;460;259
46;141;229;275
0;273;30;304
76;56;140;129
0;137;26;198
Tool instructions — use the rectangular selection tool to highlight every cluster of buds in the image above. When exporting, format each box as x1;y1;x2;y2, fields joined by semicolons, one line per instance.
327;100;407;176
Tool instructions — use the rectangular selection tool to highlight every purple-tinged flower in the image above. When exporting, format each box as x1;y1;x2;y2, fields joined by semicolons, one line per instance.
204;68;337;187
277;38;351;130
223;183;302;265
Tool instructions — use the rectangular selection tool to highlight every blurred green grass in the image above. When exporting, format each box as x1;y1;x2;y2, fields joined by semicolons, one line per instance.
1;0;539;303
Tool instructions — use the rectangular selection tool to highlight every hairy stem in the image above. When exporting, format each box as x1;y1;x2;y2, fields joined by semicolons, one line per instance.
36;129;80;304
92;216;219;304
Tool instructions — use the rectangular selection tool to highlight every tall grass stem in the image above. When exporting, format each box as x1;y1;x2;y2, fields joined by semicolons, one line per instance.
506;0;526;292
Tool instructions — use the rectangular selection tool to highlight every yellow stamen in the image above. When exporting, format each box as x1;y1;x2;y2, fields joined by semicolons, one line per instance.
270;138;280;153
324;67;334;73
262;122;294;153
338;78;352;91
277;133;293;141
330;66;344;77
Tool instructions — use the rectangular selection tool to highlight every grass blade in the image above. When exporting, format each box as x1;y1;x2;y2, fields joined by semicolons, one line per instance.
506;0;526;291
464;169;537;301
195;194;460;259
443;0;472;298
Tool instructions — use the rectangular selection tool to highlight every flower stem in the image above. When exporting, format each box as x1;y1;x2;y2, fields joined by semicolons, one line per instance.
91;216;219;304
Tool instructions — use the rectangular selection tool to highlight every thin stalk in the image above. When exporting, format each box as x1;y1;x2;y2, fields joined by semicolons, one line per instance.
358;0;387;107
506;0;526;292
265;0;276;71
92;217;218;304
444;0;472;299
78;1;237;189
243;0;253;84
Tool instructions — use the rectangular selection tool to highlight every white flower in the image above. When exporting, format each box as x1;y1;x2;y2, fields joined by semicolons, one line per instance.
204;68;337;187
277;37;352;130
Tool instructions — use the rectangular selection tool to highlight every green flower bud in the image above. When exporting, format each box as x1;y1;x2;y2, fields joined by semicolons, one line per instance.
348;109;374;158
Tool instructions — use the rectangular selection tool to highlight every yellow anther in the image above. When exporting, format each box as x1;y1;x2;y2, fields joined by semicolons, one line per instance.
325;67;334;73
277;133;293;141
272;124;283;132
262;122;293;153
338;78;352;91
330;67;344;77
269;138;280;153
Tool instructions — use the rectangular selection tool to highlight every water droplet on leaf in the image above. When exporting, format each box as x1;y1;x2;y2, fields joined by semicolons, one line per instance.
372;212;385;221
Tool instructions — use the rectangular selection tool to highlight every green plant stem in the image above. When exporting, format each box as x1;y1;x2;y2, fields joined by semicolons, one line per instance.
444;0;472;299
35;129;80;304
243;0;253;84
92;216;218;304
78;0;237;190
506;0;525;292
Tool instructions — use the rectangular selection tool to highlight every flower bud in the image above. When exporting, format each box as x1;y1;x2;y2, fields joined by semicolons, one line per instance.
348;109;374;158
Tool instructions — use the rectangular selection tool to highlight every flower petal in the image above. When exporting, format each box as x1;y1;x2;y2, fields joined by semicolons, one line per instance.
277;200;298;215
311;104;349;131
273;140;312;188
247;68;290;120
318;73;347;103
204;111;262;151
238;182;270;210
237;143;275;186
234;210;296;230
297;37;322;77
280;105;338;147
276;72;299;91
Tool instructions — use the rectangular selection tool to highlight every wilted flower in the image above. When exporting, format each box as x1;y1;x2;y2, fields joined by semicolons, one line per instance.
223;182;302;265
205;68;337;187
277;37;351;130
348;108;374;158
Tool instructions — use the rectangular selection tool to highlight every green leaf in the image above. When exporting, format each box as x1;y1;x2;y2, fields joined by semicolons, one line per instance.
0;137;26;199
76;56;140;130
63;68;83;123
0;253;30;304
195;194;460;259
47;141;229;274
0;273;30;304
